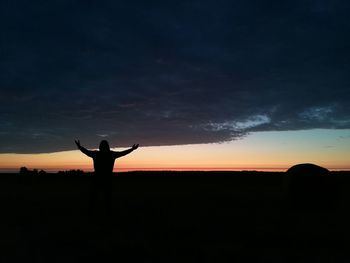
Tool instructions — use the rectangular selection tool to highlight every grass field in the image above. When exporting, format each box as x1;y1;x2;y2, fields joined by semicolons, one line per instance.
0;171;349;262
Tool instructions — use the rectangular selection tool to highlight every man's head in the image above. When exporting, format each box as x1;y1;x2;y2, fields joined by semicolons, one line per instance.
99;140;110;152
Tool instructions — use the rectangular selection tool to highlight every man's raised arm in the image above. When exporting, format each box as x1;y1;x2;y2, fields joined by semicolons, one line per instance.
114;144;139;158
75;140;95;158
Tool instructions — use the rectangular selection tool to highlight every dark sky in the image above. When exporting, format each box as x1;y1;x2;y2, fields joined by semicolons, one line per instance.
1;0;350;153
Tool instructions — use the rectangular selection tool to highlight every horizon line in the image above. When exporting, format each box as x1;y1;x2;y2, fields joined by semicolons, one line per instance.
1;166;349;173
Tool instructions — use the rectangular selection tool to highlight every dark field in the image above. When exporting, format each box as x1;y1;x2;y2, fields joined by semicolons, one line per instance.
1;171;350;262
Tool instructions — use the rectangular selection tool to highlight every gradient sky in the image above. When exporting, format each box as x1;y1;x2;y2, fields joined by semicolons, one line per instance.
0;1;350;171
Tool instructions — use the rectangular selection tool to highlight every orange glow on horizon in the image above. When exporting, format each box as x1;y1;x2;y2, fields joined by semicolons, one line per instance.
0;130;349;172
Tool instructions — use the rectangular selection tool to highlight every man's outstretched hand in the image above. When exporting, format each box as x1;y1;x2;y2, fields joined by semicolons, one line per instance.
132;144;139;150
75;140;81;148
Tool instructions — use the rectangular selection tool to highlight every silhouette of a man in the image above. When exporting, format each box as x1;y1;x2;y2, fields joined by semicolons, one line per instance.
75;140;139;175
75;139;139;214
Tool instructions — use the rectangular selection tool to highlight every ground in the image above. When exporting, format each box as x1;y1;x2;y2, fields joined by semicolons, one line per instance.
0;171;349;262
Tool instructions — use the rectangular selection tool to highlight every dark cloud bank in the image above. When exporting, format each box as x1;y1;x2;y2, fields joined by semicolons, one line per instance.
0;0;350;153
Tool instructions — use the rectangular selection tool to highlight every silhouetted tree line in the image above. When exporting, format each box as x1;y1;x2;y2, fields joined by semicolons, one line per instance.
19;167;47;176
19;167;86;176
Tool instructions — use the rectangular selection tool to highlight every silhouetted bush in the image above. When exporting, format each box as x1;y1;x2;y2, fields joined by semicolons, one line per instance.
38;170;47;175
19;167;29;176
286;163;337;210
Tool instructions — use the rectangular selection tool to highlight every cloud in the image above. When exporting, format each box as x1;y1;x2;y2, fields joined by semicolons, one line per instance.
300;106;334;121
203;115;271;132
0;0;350;153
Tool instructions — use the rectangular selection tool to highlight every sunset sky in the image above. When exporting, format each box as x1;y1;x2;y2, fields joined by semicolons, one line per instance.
1;1;349;172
